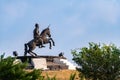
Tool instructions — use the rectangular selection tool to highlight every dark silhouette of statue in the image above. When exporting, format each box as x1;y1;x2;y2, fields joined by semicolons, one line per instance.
13;51;18;57
33;23;44;48
33;23;40;39
24;24;55;56
59;52;64;57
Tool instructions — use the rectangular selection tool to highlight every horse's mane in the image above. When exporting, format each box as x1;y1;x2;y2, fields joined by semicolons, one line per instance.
40;27;49;35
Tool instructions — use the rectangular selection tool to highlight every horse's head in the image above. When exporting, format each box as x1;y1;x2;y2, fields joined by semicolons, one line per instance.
40;27;51;37
46;27;51;37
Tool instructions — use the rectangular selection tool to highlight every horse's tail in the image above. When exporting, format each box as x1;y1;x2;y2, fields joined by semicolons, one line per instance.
24;43;28;56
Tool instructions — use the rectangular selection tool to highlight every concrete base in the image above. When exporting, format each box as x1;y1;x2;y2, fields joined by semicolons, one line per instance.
16;55;76;70
32;58;48;70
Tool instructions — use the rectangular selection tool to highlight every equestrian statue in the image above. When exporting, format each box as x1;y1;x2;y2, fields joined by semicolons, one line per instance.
24;23;55;56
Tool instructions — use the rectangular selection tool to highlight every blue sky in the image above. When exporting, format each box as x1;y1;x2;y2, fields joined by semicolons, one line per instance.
0;0;120;62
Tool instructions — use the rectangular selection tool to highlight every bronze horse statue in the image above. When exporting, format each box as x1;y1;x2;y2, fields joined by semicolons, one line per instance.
24;27;55;56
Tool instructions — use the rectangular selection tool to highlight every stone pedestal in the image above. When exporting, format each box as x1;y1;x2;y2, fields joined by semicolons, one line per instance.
16;55;76;70
32;58;48;70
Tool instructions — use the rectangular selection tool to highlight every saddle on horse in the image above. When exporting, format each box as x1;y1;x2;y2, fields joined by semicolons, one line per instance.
34;36;45;48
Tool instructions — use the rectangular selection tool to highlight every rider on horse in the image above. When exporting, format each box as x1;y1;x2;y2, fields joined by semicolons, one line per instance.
33;23;44;48
24;24;55;56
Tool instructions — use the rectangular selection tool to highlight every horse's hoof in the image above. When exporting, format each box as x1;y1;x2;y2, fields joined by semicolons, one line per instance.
49;47;52;49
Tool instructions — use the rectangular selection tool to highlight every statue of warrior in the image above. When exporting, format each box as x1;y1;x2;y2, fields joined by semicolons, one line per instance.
33;23;44;48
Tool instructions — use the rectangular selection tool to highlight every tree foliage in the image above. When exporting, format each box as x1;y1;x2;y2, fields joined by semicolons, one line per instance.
0;54;43;80
72;42;120;80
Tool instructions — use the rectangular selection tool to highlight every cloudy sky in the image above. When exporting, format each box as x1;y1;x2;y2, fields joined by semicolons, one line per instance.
0;0;120;62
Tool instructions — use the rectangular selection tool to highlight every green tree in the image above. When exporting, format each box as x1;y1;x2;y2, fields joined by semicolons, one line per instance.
0;54;44;80
72;42;120;80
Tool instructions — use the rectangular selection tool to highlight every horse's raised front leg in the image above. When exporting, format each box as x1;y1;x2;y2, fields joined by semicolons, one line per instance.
49;38;55;46
48;40;52;49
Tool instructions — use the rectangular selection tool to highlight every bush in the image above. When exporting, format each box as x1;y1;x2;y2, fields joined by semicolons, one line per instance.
0;54;43;80
72;42;120;80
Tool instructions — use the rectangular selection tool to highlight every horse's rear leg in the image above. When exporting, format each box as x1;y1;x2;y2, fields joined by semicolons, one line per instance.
31;51;37;56
29;52;35;56
28;49;37;56
24;51;27;56
24;44;28;56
